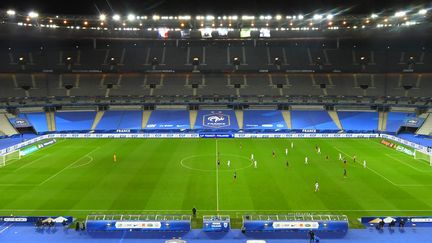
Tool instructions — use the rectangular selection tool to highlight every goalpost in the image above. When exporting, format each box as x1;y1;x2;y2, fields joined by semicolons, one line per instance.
414;149;432;166
0;150;21;167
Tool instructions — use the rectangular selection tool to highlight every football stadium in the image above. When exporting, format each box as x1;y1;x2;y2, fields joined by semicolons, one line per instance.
0;2;432;242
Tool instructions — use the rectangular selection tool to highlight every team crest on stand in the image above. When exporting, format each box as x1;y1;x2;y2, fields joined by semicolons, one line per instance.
203;111;230;128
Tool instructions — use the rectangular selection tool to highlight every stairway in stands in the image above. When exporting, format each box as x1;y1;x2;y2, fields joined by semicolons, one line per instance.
417;113;432;136
91;111;105;130
141;110;152;129
378;111;388;131
45;111;56;131
0;114;18;136
281;110;292;129
189;110;197;129
235;110;244;129
328;110;343;130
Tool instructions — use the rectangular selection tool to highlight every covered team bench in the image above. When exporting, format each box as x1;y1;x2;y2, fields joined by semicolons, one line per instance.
85;214;191;232
242;214;349;238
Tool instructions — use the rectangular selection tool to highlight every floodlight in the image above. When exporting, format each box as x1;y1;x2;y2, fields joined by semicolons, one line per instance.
275;15;282;20
28;11;39;18
298;15;304;20
113;14;121;21
394;11;406;17
313;14;323;20
99;14;106;21
326;14;333;20
419;9;428;15
127;14;135;21
6;10;16;16
371;13;378;19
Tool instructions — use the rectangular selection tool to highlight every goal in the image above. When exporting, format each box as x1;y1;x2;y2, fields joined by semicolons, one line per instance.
0;150;21;167
414;149;432;166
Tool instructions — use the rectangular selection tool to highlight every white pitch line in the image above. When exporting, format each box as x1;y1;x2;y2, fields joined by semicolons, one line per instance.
386;154;430;173
13;154;51;172
38;146;100;186
335;147;398;187
336;147;432;187
215;139;219;212
70;155;94;169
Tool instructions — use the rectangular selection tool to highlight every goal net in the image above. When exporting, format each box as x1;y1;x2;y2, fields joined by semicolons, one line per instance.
414;149;432;166
0;150;21;167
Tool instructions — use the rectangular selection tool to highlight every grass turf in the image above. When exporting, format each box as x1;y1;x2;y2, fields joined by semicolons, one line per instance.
1;137;432;228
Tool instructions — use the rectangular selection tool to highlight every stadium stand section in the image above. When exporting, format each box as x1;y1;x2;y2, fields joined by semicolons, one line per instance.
338;111;379;132
194;110;239;130
291;110;339;130
386;112;416;133
243;110;287;130
145;110;190;130
55;111;96;131
96;110;143;131
20;112;49;133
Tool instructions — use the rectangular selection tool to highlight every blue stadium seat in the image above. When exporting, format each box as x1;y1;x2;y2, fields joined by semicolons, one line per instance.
146;110;190;130
291;110;338;130
55;111;96;131
243;110;287;130
338;111;378;131
386;112;416;132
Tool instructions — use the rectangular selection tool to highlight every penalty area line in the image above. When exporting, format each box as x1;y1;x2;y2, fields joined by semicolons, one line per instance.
37;146;100;186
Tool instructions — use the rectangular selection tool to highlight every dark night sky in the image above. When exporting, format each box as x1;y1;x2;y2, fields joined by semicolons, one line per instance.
0;0;430;15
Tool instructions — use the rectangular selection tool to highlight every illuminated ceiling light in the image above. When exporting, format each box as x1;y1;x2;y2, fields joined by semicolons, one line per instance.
6;10;16;16
242;15;254;20
275;15;282;20
49;19;53;23
326;14;333;20
84;21;88;25
394;11;406;17
251;23;254;27
99;14;106;21
127;14;136;21
371;13;378;19
63;20;67;24
28;11;39;18
328;21;333;26
298;14;304;20
180;23;185;27
152;15;160;20
313;14;323;20
419;9;428;15
113;14;121;21
206;15;215;20
343;21;347;25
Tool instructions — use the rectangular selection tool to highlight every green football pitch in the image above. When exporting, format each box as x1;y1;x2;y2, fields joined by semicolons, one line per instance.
1;138;432;227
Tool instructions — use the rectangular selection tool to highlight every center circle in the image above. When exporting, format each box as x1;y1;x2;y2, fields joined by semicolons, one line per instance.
180;154;253;172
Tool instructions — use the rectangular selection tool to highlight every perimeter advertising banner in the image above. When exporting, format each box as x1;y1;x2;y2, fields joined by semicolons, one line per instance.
86;220;191;232
203;216;230;232
242;220;348;233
